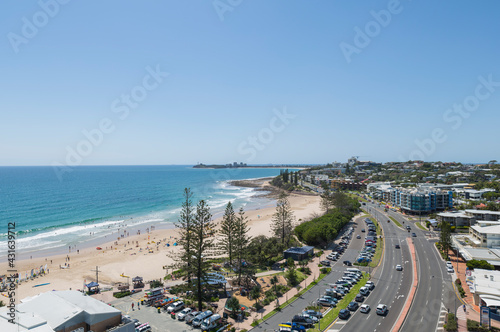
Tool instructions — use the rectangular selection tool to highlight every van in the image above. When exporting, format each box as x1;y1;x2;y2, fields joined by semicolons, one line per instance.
346;268;361;275
200;313;221;330
192;310;213;327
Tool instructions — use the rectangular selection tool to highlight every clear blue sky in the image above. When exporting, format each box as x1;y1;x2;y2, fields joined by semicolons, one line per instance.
1;1;499;166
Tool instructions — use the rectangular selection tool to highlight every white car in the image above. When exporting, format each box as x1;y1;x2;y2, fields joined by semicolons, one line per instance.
447;266;454;273
176;307;192;320
396;264;403;271
166;300;184;313
360;304;371;313
376;304;388;316
446;261;453;269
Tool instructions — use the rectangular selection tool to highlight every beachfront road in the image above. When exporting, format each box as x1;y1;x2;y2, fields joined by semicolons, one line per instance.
251;215;368;332
381;207;457;332
329;206;413;332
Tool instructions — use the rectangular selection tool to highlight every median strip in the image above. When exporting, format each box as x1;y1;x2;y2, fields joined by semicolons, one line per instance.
391;238;418;332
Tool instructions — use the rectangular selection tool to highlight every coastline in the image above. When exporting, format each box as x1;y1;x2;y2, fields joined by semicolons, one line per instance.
1;179;321;299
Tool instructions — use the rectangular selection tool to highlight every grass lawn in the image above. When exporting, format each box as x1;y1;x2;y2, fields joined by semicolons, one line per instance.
416;222;427;231
368;217;383;268
308;273;369;332
348;193;368;203
389;216;403;228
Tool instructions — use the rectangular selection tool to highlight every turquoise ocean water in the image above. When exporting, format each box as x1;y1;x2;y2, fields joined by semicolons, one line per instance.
0;165;286;258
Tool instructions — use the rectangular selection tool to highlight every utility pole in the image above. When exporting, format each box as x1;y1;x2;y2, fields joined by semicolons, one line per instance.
91;266;101;284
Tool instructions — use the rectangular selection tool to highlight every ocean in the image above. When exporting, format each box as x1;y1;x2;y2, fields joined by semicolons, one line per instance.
0;165;287;259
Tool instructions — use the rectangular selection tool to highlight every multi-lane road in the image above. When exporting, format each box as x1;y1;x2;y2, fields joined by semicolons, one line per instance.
364;201;459;332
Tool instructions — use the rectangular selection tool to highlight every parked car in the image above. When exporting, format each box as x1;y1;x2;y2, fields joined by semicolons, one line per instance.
338;309;350;320
376;304;388;316
200;314;222;331
302;310;323;319
192;310;213;327
317;297;336;307
347;302;359;311
447;266;454;273
166;301;184;313
360;304;371;313
301;313;319;323
396;264;403;271
176;307;192;321
185;311;200;324
292;315;314;328
320;260;331;266
359;286;370;296
365;281;375;290
355;294;364;302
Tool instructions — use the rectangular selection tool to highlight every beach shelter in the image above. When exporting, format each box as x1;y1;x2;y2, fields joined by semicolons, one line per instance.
132;276;144;289
86;281;100;293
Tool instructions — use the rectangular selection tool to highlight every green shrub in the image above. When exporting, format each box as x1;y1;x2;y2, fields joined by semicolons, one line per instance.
466;259;495;270
466;319;499;331
445;313;457;331
113;291;131;298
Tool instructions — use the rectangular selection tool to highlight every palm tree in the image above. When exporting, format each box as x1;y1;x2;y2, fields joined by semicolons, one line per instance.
250;285;262;308
226;296;240;318
270;275;278;297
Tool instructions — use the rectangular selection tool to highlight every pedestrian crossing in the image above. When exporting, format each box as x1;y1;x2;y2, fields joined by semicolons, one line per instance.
436;303;448;332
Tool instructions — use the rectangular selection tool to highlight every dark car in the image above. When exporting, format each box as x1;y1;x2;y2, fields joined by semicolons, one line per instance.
395;244;400;249
412;232;417;237
338;309;350;320
347;302;359;311
292;315;314;328
355;294;364;302
343;260;352;266
361;229;365;232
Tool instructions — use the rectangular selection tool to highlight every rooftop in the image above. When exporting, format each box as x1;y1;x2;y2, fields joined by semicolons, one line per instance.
471;225;500;235
284;246;314;254
466;209;500;216
437;211;471;218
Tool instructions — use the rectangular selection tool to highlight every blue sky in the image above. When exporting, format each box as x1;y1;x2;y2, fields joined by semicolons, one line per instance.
1;1;499;166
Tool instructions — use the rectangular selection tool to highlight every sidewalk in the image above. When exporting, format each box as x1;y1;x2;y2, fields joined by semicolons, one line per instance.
456;306;467;332
447;248;500;329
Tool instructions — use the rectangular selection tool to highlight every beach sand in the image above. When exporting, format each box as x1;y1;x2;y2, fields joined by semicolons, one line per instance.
1;183;321;300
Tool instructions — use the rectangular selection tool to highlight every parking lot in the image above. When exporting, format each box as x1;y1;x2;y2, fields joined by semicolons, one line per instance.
111;292;200;332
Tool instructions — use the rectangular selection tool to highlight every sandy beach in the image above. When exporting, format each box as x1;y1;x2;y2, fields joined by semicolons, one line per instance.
1;181;321;300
